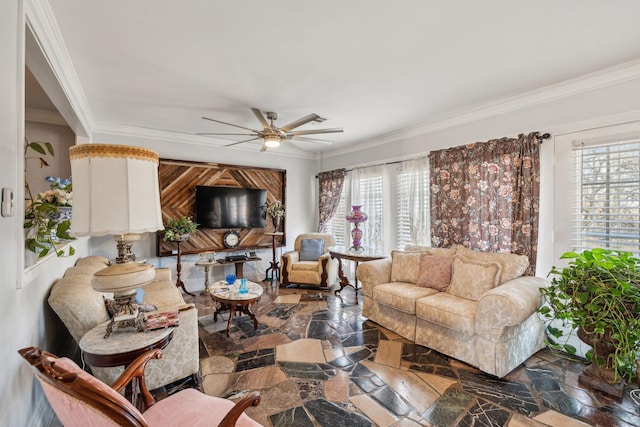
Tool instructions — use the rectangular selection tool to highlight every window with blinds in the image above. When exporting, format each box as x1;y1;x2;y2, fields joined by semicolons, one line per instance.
572;138;640;254
326;187;347;247
396;169;430;249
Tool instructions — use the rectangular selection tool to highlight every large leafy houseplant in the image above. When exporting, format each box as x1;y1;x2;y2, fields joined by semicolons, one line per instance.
538;248;640;384
162;216;198;241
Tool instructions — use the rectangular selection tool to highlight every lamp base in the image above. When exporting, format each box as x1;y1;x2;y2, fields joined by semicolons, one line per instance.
104;311;146;338
103;291;144;338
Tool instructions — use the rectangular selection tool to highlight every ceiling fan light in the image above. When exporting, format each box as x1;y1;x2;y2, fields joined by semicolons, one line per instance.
264;134;281;148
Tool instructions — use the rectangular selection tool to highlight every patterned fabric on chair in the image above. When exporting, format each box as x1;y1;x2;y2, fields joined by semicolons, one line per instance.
19;346;262;427
280;233;337;288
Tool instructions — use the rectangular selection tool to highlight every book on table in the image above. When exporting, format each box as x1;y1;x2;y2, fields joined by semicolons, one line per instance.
144;310;179;331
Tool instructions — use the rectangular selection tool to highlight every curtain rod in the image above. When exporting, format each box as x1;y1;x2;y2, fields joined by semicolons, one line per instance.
316;132;551;178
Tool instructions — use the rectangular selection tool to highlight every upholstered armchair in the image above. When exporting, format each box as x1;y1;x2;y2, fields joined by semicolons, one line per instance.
280;233;337;289
19;346;262;427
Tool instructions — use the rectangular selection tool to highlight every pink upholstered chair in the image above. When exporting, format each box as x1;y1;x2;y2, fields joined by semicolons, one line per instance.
19;346;262;427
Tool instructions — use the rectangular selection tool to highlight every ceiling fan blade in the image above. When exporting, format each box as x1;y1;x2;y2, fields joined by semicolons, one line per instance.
260;143;268;152
224;137;260;147
291;136;334;145
280;114;320;132
202;116;260;133
196;132;257;136
251;108;273;131
288;128;343;136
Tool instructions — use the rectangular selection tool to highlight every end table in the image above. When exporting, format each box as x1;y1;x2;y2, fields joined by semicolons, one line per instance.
264;232;283;283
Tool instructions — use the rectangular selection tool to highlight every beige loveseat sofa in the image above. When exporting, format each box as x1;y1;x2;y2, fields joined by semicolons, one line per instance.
358;245;547;377
48;256;199;390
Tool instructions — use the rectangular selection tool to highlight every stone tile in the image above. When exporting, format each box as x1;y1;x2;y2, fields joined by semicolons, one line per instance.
371;386;413;416
295;378;324;401
241;332;291;353
374;340;403;368
323;347;346;362
413;371;457;395
202;373;230;397
200;355;235;375
507;413;548;427
276;338;326;363
236;349;276;372
362;360;440;413
274;294;301;304
324;370;350;402
270;406;314;427
533;410;591;427
351;393;399;427
304;399;371;427
422;387;475;426
259;379;304;416
279;361;337;381
458;398;511;426
228;365;288;391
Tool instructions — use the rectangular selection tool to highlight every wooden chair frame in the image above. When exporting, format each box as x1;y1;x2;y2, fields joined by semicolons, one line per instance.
19;346;261;427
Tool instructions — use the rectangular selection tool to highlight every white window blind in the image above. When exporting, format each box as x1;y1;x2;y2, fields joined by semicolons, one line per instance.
326;189;347;248
572;138;640;254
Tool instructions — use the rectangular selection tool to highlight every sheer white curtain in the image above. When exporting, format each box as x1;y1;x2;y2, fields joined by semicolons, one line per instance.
351;165;387;253
400;156;430;247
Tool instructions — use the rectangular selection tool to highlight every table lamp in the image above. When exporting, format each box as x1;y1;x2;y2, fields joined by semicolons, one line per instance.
69;144;164;337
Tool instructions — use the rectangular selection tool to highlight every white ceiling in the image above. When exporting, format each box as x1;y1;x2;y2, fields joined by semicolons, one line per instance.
42;0;640;155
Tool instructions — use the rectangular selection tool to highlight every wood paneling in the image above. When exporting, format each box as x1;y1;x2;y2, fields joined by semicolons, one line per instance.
157;159;286;256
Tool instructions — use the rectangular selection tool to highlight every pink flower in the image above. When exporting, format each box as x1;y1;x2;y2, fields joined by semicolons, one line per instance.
487;163;499;174
500;218;512;229
467;196;476;206
501;154;511;165
439;170;450;180
468;164;478;175
499;185;513;197
489;225;499;236
521;224;532;236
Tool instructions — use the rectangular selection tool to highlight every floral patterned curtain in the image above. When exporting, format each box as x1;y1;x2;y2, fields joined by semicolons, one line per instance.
429;132;541;275
317;168;346;232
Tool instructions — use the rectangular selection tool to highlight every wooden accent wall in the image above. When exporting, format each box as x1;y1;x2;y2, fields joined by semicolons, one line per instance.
157;159;286;256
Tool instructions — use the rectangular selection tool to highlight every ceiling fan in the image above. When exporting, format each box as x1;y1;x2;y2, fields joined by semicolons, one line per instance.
198;108;343;151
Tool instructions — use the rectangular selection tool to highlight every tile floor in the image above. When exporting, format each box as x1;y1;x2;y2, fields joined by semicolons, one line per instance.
155;275;640;427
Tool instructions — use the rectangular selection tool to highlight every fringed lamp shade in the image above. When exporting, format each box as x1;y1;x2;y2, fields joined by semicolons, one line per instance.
69;144;164;337
69;144;163;237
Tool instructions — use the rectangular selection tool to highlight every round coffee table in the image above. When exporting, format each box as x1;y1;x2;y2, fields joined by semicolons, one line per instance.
208;281;264;336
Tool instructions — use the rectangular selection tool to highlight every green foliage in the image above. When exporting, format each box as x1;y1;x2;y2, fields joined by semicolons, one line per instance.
538;248;640;382
266;200;285;218
163;216;198;241
24;139;75;258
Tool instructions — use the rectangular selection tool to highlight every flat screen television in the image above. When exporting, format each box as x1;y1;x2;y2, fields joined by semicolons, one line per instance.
195;186;267;229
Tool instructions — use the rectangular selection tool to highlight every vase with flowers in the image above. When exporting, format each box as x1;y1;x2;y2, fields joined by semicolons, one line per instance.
266;200;285;231
25;176;75;258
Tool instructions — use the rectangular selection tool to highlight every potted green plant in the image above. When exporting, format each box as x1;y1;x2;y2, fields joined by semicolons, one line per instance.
266;200;285;231
162;216;198;241
538;248;640;395
24;176;75;258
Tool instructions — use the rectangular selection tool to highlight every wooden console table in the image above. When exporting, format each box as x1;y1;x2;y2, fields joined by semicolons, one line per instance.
329;246;386;303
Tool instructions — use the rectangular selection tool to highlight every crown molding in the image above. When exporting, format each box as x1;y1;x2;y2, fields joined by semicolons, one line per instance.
93;122;319;161
25;107;67;126
24;0;93;137
325;59;640;159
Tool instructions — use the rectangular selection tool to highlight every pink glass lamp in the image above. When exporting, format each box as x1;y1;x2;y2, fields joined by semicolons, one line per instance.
345;205;368;251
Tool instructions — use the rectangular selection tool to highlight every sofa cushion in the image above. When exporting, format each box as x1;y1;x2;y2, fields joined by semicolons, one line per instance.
373;282;438;314
291;261;320;271
299;238;325;261
404;245;458;258
416;254;452;291
447;255;501;301
456;246;529;285
390;251;421;283
416;293;477;335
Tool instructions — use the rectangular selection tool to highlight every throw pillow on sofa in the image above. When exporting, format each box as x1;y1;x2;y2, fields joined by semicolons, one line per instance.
390;251;421;283
416;253;452;291
447;255;502;301
455;246;528;284
299;238;325;261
